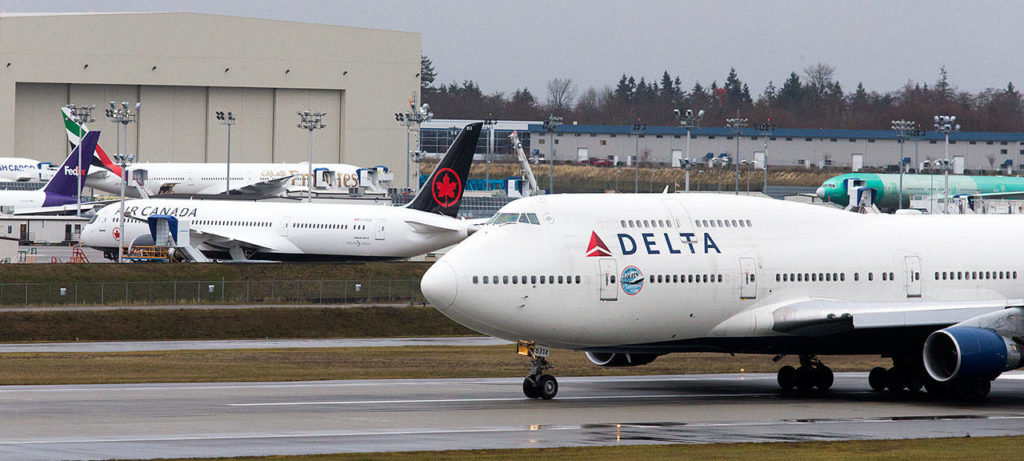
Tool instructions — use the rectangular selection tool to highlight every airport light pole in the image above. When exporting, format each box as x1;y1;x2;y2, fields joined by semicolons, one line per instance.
543;115;562;193
674;108;704;192
911;124;925;174
483;116;496;187
215;111;235;195
934;115;960;214
105;101;139;264
297;111;326;203
394;96;433;191
755;121;775;193
726;115;748;195
632;121;646;193
891;119;915;209
65;104;95;217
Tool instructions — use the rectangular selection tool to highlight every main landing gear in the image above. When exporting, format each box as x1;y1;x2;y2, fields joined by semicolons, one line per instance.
776;355;834;392
518;340;558;400
868;354;991;399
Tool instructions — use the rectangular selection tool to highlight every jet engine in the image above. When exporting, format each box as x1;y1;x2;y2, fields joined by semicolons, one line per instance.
585;352;659;367
923;326;1023;382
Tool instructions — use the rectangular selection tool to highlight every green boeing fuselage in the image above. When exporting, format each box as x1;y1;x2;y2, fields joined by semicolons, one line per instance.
817;173;1024;209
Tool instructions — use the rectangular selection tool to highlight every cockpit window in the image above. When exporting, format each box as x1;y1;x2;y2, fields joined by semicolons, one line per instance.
487;212;540;225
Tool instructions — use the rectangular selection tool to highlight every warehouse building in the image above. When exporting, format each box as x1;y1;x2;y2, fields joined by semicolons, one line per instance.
0;12;420;171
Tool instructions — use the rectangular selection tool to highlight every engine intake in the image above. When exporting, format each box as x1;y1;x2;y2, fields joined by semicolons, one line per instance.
923;326;1023;382
585;351;659;367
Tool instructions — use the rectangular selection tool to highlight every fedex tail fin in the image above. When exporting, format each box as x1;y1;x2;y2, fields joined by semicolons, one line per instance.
43;131;99;198
61;107;121;177
407;122;482;217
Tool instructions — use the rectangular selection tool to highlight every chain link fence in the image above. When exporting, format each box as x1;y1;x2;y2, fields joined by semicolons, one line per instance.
0;279;426;306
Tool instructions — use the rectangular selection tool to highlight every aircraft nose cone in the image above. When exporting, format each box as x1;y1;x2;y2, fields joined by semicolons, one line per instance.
421;261;458;310
816;187;825;199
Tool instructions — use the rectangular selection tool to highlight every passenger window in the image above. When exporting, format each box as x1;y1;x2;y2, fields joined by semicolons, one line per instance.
935;272;939;280
673;275;678;283
629;220;635;228
702;220;709;227
539;276;545;285
482;276;488;285
503;276;509;284
473;276;479;284
840;273;846;281
882;272;887;281
703;274;708;283
575;275;581;284
724;220;731;228
531;275;537;284
695;220;702;227
610;275;616;284
558;275;564;284
717;220;723;227
512;276;518;284
868;272;874;281
492;276;499;284
620;220;626;228
732;220;738;227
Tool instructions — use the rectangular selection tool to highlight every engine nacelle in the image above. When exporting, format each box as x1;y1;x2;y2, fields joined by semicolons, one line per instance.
923;326;1023;382
585;351;659;367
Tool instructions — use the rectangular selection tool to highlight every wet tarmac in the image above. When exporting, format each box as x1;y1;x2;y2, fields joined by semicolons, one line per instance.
0;372;1022;460
0;336;509;353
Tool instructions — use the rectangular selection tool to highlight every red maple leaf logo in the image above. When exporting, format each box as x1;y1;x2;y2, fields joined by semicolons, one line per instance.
431;168;461;208
586;231;612;257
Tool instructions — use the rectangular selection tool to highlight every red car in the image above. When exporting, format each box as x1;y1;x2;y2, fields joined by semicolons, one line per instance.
582;158;613;167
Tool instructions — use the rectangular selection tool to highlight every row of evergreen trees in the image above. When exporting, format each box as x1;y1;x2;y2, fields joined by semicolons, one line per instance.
420;56;1024;132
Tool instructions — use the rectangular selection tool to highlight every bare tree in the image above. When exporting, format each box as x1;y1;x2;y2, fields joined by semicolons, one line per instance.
546;78;578;112
804;63;835;95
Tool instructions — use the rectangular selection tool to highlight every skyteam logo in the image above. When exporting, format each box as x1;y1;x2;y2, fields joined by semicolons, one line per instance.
620;265;644;295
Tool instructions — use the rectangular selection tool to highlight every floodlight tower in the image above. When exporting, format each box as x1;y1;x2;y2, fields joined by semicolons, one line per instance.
933;115;960;214
483;116;496;186
755;121;775;193
395;95;433;191
542;115;562;193
726;115;748;195
65;104;95;217
215;111;236;194
297;111;326;203
891;119;914;209
632;121;646;193
673;108;704;192
104;101;140;263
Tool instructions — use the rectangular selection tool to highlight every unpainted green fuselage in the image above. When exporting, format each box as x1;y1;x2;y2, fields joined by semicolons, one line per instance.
818;173;1024;209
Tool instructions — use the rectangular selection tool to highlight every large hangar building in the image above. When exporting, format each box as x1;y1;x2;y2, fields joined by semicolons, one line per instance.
0;12;420;171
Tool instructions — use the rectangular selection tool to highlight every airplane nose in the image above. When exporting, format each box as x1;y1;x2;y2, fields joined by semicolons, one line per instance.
816;187;825;199
421;260;458;310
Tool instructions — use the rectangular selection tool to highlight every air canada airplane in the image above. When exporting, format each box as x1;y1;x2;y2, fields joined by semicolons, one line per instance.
0;132;99;214
421;193;1024;400
62;107;362;197
80;123;482;261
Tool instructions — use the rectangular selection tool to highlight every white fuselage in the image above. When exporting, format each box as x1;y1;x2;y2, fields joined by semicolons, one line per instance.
81;198;471;260
86;162;361;196
0;158;48;183
422;194;1024;350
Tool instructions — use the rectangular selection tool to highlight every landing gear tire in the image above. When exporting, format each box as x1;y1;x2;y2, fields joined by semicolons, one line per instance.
868;367;888;391
777;365;797;391
537;374;558;400
523;377;540;399
814;365;834;391
886;367;906;393
923;379;947;398
795;366;815;391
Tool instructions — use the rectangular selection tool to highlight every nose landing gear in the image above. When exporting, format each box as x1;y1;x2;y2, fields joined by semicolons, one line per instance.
518;340;558;400
777;355;833;392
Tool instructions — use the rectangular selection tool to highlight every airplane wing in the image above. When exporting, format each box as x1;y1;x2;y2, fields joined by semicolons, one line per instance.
190;227;301;253
405;218;468;234
13;202;103;216
711;298;1023;337
197;175;296;195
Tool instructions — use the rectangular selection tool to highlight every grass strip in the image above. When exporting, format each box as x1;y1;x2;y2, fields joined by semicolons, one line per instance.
0;345;887;385
143;436;1024;461
0;307;475;342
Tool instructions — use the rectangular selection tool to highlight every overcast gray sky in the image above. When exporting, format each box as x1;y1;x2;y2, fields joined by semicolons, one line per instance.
3;0;1022;98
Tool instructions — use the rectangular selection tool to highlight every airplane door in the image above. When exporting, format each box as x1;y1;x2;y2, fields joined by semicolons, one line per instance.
374;219;386;240
739;257;757;299
905;256;922;298
599;258;618;301
279;217;291;237
187;172;195;187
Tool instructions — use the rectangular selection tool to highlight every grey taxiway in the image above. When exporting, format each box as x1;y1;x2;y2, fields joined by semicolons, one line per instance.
1;372;1023;460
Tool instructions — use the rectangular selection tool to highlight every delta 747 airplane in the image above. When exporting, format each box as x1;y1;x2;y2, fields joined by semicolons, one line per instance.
0;131;99;214
62;107;362;197
421;193;1024;400
80;123;482;261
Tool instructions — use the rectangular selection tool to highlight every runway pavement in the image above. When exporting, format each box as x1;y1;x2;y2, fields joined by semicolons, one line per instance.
1;371;1023;460
0;336;509;353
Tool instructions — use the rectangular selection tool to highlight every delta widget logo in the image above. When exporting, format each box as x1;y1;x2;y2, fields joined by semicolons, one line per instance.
586;231;612;257
431;168;462;208
621;265;644;295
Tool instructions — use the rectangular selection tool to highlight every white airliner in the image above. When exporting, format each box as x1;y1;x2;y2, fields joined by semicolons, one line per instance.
0;157;51;182
421;193;1024;400
0;132;99;214
80;123;483;261
62;107;363;197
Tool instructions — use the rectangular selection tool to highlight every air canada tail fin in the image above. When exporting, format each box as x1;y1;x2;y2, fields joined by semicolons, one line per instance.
61;106;121;177
43;131;99;197
407;122;482;217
